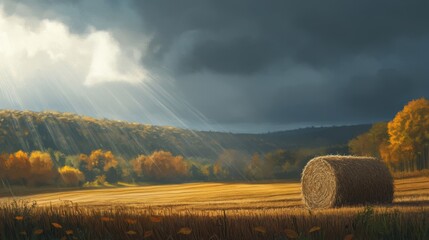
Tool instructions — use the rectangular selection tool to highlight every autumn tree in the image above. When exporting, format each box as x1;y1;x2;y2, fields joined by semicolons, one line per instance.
188;163;207;181
28;151;57;186
132;151;189;182
78;154;96;181
59;166;85;187
86;150;118;171
79;150;118;182
132;155;147;178
5;151;30;184
386;98;429;171
265;149;294;178
0;153;8;179
52;151;66;166
349;122;388;159
213;149;249;180
246;149;318;179
245;153;266;179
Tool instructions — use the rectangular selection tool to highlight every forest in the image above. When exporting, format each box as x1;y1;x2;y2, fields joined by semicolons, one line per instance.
0;109;368;160
0;147;335;187
0;98;427;186
349;98;429;172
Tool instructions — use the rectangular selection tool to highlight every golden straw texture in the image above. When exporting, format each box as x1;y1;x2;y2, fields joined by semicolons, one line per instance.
301;155;394;209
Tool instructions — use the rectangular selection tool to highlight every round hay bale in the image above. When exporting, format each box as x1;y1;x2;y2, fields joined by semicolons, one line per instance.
301;155;393;209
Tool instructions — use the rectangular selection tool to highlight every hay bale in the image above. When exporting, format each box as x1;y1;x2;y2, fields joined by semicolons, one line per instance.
301;155;393;209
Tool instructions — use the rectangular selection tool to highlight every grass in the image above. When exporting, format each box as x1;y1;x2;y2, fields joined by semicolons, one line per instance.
0;177;428;239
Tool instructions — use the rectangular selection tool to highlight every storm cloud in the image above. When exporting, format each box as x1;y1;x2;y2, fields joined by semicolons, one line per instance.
1;0;429;132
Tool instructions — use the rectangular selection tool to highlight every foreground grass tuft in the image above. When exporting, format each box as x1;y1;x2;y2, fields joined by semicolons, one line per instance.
0;200;428;240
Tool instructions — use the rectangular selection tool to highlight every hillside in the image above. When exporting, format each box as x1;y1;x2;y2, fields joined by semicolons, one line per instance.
0;110;370;159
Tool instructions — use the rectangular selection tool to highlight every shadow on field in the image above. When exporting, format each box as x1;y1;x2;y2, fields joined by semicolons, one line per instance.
393;200;429;207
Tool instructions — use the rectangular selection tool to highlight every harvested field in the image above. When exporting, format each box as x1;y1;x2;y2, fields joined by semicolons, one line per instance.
1;177;428;212
0;177;428;239
3;181;303;212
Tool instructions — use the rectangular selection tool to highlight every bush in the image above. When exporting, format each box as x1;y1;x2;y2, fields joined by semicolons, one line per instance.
59;166;85;187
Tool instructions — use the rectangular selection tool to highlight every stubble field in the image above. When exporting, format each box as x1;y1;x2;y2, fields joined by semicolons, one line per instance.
0;177;428;239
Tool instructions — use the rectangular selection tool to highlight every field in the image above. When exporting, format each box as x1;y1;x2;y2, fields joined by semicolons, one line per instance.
0;177;428;239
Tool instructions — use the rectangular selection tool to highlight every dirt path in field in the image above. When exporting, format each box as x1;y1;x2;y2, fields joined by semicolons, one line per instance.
1;177;428;211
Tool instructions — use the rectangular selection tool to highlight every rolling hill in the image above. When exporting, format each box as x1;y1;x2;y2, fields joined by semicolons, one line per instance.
0;110;371;159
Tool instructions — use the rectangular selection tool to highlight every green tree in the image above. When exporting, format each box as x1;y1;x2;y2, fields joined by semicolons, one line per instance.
105;166;121;184
189;164;206;181
264;149;293;179
349;122;388;159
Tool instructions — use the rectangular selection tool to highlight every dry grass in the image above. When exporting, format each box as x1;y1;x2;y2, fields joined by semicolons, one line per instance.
301;155;393;209
0;177;428;239
393;169;429;179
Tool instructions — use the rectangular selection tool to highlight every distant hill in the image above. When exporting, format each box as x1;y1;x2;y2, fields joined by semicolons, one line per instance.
0;110;371;159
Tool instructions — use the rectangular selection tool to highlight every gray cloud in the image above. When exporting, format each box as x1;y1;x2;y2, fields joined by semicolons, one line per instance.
1;0;429;132
133;0;429;73
132;0;429;129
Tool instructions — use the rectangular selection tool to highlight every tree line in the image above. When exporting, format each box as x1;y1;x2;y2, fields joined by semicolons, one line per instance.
349;98;429;172
0;145;336;187
0;110;367;161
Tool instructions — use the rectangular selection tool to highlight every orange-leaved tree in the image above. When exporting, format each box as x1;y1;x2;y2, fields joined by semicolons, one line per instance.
132;151;188;182
0;153;8;179
5;151;30;184
28;151;57;186
386;98;429;171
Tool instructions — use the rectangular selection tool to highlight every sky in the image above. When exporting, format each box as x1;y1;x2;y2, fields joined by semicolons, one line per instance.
0;0;428;133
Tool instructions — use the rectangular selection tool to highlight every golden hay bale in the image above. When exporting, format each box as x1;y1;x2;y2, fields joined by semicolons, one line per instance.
301;155;393;209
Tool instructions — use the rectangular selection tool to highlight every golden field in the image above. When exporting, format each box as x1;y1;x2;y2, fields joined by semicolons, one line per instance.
3;177;428;211
0;177;428;239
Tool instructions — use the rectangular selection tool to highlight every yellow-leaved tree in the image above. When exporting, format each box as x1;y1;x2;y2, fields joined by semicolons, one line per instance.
28;151;57;186
132;151;188;182
385;98;429;171
85;149;118;171
5;151;30;184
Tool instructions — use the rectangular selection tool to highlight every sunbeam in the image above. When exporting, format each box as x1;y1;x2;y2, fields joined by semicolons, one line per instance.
0;1;428;239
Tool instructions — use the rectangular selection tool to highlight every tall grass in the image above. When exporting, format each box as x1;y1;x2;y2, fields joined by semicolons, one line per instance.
0;200;428;240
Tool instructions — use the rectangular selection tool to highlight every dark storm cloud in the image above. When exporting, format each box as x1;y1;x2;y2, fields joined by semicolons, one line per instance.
2;0;429;131
343;69;414;114
128;0;429;128
133;0;429;73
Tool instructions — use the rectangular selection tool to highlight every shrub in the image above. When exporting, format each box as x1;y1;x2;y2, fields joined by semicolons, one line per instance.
59;166;85;187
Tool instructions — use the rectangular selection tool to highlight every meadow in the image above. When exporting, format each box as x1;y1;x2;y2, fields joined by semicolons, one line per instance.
0;176;428;239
